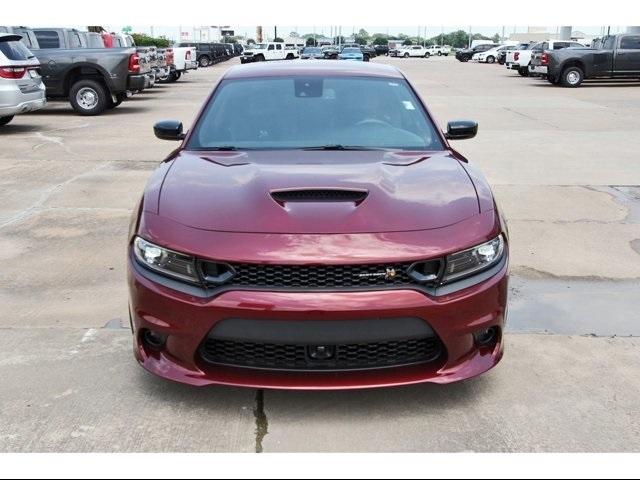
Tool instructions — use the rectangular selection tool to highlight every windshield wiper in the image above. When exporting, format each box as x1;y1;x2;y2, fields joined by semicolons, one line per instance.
302;145;386;151
207;146;239;151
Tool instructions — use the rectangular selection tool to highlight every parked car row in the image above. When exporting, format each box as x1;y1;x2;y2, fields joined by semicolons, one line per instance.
389;44;451;58
455;34;640;88
176;42;241;67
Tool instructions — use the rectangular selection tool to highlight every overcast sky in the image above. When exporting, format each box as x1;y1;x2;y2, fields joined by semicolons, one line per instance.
103;25;623;41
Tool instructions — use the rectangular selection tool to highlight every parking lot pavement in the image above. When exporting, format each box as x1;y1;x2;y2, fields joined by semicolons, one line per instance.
0;56;639;452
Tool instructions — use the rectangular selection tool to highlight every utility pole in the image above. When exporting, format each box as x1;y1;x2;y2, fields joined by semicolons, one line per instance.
274;26;278;40
468;26;472;48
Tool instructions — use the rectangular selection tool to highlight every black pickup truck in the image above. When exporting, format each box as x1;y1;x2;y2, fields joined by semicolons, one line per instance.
547;34;640;87
29;27;146;115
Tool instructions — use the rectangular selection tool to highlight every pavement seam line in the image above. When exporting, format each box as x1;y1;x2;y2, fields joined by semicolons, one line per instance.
0;161;113;230
253;389;268;453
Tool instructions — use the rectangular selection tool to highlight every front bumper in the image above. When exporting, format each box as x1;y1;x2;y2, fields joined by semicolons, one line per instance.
128;252;508;390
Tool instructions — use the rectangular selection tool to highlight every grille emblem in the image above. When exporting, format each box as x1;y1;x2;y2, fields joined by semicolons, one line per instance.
308;345;335;360
357;267;398;280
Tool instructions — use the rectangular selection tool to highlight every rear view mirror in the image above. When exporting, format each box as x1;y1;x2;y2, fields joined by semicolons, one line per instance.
445;120;478;140
154;120;185;141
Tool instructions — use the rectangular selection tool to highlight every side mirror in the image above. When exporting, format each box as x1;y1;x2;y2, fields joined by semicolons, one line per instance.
445;120;478;140
154;120;185;141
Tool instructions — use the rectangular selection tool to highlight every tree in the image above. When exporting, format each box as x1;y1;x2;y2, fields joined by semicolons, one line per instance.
274;37;284;43
403;39;413;46
372;36;389;46
354;35;368;45
131;33;171;48
246;38;256;45
306;37;317;46
333;35;346;45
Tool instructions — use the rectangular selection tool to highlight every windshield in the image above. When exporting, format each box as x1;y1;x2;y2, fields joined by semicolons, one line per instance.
188;76;444;151
251;44;267;50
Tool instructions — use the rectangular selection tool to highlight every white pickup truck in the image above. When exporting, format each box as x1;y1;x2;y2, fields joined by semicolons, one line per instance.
398;45;429;58
426;45;451;56
169;45;197;82
240;42;299;63
505;42;546;76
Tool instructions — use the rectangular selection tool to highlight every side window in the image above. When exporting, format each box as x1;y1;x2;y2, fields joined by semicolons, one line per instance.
70;32;83;49
570;42;584;48
268;44;275;50
554;42;569;49
603;36;617;50
276;44;282;50
34;30;61;49
620;35;640;50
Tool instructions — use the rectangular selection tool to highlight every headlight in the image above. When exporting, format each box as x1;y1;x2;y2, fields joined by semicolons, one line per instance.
442;235;505;283
133;236;199;283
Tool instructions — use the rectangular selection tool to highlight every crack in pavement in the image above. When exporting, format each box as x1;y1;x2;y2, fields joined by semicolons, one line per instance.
253;389;269;453
0;161;112;230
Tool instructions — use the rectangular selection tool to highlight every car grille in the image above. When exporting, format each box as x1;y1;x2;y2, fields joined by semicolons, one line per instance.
201;336;443;371
222;262;416;288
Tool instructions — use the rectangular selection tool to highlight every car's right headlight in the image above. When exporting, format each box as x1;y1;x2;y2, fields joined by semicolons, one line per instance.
133;236;199;283
442;235;505;283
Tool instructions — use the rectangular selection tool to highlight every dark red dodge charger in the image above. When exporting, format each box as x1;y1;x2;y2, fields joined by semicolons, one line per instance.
128;61;509;389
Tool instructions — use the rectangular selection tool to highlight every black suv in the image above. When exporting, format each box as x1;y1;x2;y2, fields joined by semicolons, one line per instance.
455;43;496;62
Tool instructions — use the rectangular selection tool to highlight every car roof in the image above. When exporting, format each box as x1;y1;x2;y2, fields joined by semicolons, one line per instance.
0;33;22;42
224;60;403;79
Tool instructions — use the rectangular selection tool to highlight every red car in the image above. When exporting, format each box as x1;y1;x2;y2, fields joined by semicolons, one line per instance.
128;61;509;390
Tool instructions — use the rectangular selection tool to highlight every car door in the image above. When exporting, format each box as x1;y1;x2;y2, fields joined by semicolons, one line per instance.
266;43;276;60
615;35;640;75
275;43;284;59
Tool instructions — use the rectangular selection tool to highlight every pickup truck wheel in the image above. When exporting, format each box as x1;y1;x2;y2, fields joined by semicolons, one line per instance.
486;55;495;64
0;116;14;126
170;71;181;82
69;79;108;116
460;56;470;62
561;66;584;87
424;52;430;58
437;51;442;56
286;53;295;60
403;52;410;58
199;56;211;67
254;54;265;62
518;67;530;76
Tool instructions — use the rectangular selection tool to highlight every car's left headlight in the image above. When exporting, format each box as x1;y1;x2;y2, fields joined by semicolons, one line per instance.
133;236;200;283
442;235;505;283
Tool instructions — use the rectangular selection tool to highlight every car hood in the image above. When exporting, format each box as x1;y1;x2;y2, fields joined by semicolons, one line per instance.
157;150;480;234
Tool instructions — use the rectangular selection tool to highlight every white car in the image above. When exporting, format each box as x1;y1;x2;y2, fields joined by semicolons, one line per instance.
473;45;510;64
399;45;429;58
241;42;299;63
0;33;46;126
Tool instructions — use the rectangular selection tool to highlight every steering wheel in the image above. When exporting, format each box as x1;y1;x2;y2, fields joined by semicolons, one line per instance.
355;118;394;128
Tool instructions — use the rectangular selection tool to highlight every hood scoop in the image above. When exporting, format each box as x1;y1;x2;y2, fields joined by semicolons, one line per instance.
271;188;368;205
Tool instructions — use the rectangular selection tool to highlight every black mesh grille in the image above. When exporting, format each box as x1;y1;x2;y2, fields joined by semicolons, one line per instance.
271;189;368;203
227;262;415;288
201;337;442;371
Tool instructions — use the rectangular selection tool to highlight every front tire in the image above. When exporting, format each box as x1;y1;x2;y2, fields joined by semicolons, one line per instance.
286;53;295;60
199;56;211;67
69;79;108;116
424;52;430;58
404;52;409;58
560;66;584;88
486;55;495;64
0;116;14;126
460;56;470;62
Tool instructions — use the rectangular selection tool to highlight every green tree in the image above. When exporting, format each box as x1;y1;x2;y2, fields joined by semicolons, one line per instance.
247;38;256;44
402;38;413;46
372;36;388;46
131;33;171;48
306;37;317;46
274;37;284;43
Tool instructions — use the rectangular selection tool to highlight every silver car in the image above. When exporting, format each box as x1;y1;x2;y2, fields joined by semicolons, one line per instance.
0;33;46;126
